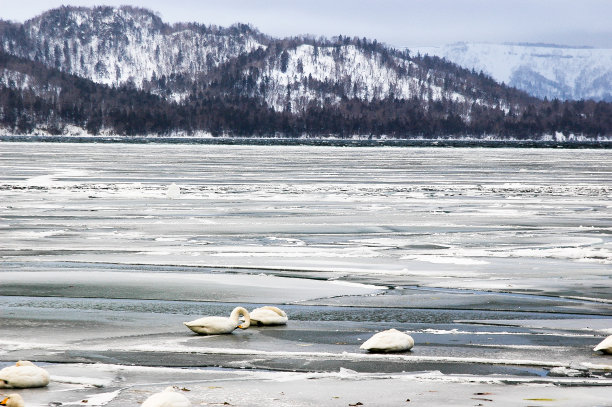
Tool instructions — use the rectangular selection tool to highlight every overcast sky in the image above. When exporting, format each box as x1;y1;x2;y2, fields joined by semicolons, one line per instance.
2;0;611;48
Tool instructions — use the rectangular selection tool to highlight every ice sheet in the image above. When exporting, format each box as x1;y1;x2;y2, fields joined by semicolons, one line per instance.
5;363;612;407
1;143;611;404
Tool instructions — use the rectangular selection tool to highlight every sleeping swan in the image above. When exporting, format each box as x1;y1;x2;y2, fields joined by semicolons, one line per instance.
142;386;191;407
0;394;25;407
184;306;250;335
250;306;288;325
594;335;612;354
0;361;50;388
360;329;414;353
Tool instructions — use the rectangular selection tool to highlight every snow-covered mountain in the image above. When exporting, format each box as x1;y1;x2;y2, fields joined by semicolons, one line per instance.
2;6;610;139
1;6;264;93
413;42;612;101
0;6;521;112
239;43;470;113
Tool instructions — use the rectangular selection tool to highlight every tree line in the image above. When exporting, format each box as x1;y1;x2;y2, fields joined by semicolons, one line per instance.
1;48;612;138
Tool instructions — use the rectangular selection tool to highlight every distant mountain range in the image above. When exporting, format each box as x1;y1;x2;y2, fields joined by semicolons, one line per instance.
413;42;612;102
0;6;611;139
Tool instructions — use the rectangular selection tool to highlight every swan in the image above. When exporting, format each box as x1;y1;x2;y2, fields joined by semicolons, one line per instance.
0;394;25;407
593;335;612;354
166;183;181;199
360;329;414;353
0;361;50;388
250;306;288;325
142;386;191;407
184;306;250;335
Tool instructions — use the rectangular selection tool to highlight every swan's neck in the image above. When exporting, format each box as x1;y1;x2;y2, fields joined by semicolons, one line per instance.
230;306;250;329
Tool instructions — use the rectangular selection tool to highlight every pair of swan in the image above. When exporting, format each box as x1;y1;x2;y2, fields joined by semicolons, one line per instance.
184;306;288;335
0;361;49;389
0;361;48;407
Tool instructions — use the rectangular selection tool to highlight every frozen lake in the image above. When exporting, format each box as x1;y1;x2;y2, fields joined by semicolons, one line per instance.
1;142;611;406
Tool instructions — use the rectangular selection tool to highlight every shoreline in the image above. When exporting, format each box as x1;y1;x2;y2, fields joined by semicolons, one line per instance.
1;135;612;148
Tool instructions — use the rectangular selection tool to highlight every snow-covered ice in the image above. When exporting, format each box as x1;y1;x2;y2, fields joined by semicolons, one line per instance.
0;142;611;405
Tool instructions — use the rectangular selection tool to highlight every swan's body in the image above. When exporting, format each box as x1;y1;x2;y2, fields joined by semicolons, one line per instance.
142;387;191;407
0;361;50;388
250;306;288;326
184;306;250;335
594;335;612;354
0;394;25;407
166;183;181;199
360;329;414;353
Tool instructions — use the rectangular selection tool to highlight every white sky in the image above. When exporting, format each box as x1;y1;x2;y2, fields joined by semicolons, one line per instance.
1;0;611;49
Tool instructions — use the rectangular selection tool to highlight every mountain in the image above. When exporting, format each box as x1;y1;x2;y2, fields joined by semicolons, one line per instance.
0;6;266;101
1;6;522;110
1;6;611;139
413;42;612;102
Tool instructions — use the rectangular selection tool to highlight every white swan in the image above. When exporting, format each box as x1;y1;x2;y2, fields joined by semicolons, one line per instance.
250;306;288;325
0;394;25;407
184;306;250;335
166;183;181;199
142;386;191;407
360;329;415;353
593;335;612;354
0;361;50;388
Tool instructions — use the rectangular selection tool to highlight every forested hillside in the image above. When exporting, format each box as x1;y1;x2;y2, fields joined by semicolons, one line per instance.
1;6;611;139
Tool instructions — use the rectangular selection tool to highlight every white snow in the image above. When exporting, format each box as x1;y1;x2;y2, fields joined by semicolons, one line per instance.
13;7;266;96
413;42;612;100
256;44;465;112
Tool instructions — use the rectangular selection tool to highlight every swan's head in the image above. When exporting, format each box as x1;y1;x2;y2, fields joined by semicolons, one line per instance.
237;315;250;329
0;393;25;407
14;361;35;367
232;307;251;329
